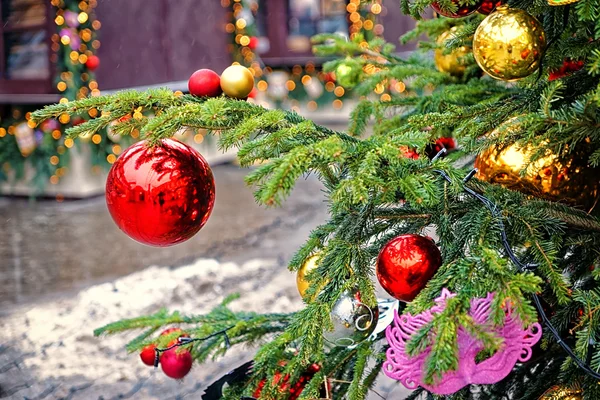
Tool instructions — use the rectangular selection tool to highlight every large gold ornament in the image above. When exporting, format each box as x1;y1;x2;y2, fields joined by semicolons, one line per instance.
475;117;600;210
538;385;582;400
434;27;472;77
220;65;255;99
473;6;546;81
296;254;321;299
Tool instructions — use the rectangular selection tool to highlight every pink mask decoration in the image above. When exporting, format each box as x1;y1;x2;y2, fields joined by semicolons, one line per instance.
383;289;542;395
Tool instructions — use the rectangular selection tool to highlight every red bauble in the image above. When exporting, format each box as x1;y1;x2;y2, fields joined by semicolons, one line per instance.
432;0;482;17
248;36;259;50
188;69;222;97
478;0;503;14
376;234;442;302
105;138;215;247
160;348;193;379
86;55;100;71
140;344;157;366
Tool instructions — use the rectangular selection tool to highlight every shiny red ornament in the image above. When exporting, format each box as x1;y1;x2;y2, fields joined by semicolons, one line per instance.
376;234;442;302
86;55;100;71
188;69;222;97
160;347;193;379
248;36;259;50
105;138;215;247
478;0;503;14
140;344;157;366
432;0;482;17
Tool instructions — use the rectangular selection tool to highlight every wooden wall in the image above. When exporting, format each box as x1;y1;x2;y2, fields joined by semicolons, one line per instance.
94;0;231;90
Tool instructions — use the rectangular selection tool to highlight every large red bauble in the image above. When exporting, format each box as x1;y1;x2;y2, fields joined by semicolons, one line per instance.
376;234;442;302
160;348;193;379
105;138;215;247
431;0;482;17
188;69;222;97
478;0;503;14
140;344;157;366
86;55;100;71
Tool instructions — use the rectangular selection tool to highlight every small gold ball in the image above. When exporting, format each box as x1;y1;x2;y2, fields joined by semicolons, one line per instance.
434;27;472;77
220;65;255;99
538;385;582;400
296;254;320;299
473;6;546;81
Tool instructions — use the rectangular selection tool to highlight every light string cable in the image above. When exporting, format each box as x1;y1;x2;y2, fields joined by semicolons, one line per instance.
152;326;234;367
431;148;600;380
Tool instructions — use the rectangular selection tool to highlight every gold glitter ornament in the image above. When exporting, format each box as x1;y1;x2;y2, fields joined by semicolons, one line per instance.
473;6;546;81
434;27;472;77
538;385;582;400
474;116;600;210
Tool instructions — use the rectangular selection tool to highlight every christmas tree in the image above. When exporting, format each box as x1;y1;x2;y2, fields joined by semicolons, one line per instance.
31;0;600;398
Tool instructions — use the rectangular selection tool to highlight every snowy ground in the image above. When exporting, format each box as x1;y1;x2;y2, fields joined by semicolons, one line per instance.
0;166;410;399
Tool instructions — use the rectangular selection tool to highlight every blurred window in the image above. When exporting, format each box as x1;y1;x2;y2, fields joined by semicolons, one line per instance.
257;0;348;65
0;0;50;84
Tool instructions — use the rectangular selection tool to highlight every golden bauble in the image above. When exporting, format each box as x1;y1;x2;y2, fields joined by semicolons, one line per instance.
296;254;321;299
220;65;255;99
473;6;546;81
538;385;582;400
434;27;472;77
475;116;600;210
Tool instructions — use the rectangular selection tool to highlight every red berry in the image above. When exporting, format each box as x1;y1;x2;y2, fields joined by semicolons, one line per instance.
86;55;100;71
248;36;259;50
160;348;193;379
140;344;157;366
188;69;222;97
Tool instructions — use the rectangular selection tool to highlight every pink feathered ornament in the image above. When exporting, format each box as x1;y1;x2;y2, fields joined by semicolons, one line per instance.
383;289;542;395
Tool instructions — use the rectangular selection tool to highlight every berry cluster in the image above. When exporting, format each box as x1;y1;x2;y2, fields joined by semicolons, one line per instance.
139;328;193;380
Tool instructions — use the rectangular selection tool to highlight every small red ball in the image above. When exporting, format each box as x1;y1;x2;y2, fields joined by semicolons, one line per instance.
105;138;215;247
140;344;157;366
376;234;442;302
248;36;259;50
86;55;100;71
478;0;503;14
432;0;482;18
160;348;193;379
188;69;222;97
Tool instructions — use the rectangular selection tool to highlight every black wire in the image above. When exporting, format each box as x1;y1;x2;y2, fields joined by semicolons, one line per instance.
152;326;234;367
430;148;600;380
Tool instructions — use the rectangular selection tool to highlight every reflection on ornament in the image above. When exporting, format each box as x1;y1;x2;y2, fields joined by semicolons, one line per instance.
473;6;546;81
15;122;36;156
475;117;600;210
384;289;542;395
324;289;378;347
434;27;472;77
432;0;482;18
538;386;582;400
296;254;320;299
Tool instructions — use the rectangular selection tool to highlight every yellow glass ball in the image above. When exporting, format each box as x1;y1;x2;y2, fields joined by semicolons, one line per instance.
473;6;546;81
538;385;582;400
434;27;472;77
475;116;600;210
220;65;255;99
296;254;320;299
